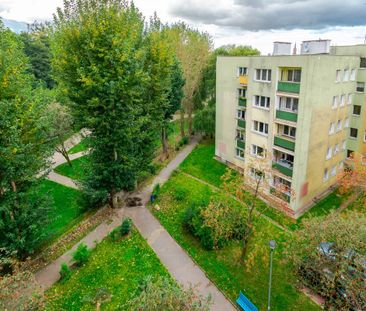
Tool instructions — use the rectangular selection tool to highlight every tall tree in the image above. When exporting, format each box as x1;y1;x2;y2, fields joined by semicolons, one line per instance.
52;1;171;208
0;22;54;258
166;23;212;138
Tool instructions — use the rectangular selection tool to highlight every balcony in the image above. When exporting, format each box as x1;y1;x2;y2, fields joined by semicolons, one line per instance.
239;75;248;85
270;187;291;203
277;81;300;94
276;110;298;122
238;97;247;107
237;119;246;129
237;139;245;149
274;136;295;151
272;161;293;177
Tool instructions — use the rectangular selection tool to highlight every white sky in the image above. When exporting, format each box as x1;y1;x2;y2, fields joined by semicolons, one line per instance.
1;0;366;54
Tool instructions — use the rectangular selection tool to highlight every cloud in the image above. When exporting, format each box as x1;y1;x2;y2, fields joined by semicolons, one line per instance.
170;0;366;31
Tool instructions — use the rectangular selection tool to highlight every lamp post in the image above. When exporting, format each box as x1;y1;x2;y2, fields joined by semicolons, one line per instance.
267;240;276;311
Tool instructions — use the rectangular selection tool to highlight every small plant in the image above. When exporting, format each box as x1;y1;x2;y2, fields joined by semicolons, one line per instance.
120;218;132;236
72;243;90;266
152;184;160;198
108;227;120;241
59;263;71;281
173;186;188;201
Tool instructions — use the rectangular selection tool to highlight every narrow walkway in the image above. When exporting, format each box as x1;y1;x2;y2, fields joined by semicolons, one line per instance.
47;171;79;190
36;137;235;311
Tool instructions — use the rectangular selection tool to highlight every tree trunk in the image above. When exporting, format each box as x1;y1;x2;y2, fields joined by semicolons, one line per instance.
109;189;115;209
161;126;168;160
180;109;185;138
56;143;72;167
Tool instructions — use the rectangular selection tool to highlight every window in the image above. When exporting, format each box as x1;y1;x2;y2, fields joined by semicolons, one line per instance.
347;149;354;159
329;122;335;135
336;70;341;82
253;121;269;135
237;109;245;120
337;120;342;132
350;128;358;139
343;69;349;82
238;88;246;98
364;131;366;142
332;96;338;109
323;168;329;181
344;118;349;128
250;168;265;180
236;148;245;159
253;95;270;109
342;140;347;150
238;67;247;76
236;129;245;141
340;94;345;107
360;57;366;68
347;93;353;105
287;69;301;82
326;146;333;160
279;97;298;112
283;125;296;138
334;143;340;155
255;69;271;82
331;165;337;176
353;105;361;116
251;145;265;157
356;82;365;92
350;69;356;81
339;161;344;171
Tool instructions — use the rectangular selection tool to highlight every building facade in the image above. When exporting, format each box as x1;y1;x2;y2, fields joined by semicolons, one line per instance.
215;41;366;218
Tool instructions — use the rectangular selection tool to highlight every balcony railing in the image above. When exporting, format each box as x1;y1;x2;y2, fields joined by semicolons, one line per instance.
276;110;298;122
270;187;291;203
237;119;246;129
274;136;295;151
238;97;247;107
272;162;293;177
239;75;248;85
277;81;300;94
237;139;245;149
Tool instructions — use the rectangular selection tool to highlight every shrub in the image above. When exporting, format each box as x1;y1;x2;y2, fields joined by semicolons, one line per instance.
72;243;90;266
127;276;211;310
120;218;132;236
59;263;71;281
184;200;247;250
152;184;160;198
173;186;188;201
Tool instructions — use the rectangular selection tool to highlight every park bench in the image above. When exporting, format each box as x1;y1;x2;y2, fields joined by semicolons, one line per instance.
236;291;258;311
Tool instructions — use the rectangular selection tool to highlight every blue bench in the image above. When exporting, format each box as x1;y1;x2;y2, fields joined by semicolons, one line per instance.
236;291;258;311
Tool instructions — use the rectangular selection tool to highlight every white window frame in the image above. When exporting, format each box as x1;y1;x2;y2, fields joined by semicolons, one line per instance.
251;144;265;158
364;131;366;142
334;143;340;155
279;96;298;113
253;95;270;109
340;94;345;107
238;88;246;98
236;148;245;159
326;146;333;160
255;69;272;82
353;105;361;116
282;125;296;138
331;165;337;177
336;70;341;82
347;93;353;106
236;129;245;141
344;118;349;128
329;122;335;135
337;120;342;132
252;120;269;135
286;69;301;83
332;96;338;109
237;109;245;120
323;168;329;182
342;140;347;150
343;69;349;82
238;67;247;76
350;69;356;81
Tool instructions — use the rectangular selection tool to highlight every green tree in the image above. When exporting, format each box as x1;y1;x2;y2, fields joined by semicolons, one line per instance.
52;1;170;208
0;22;55;258
193;102;215;138
19;24;54;89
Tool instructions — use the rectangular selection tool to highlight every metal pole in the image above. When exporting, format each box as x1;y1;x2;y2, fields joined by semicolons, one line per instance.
268;240;276;311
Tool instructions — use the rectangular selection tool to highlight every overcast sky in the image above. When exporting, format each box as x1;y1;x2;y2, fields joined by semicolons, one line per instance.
1;0;366;54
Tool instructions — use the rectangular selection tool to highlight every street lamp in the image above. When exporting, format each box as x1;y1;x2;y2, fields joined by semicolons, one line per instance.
267;240;276;311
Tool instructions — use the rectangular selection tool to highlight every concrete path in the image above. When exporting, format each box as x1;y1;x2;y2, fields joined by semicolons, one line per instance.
47;171;79;190
36;136;235;310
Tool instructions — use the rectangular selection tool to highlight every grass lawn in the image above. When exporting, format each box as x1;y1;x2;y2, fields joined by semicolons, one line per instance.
346;192;366;214
68;137;90;154
151;172;319;311
46;229;171;310
39;180;84;246
54;156;90;181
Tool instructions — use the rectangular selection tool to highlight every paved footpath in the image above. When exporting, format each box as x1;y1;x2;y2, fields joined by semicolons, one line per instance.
36;136;235;311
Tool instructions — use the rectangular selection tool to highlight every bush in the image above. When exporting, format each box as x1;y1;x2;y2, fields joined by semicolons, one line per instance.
59;263;71;281
120;218;132;236
72;243;90;266
127;276;211;310
184;200;246;250
152;184;160;198
173;186;188;201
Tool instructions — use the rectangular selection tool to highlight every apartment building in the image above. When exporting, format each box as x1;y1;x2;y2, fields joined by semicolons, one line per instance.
215;40;366;218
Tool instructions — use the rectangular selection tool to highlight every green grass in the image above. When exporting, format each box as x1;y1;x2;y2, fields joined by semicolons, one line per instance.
39;180;84;245
151;172;319;311
179;141;228;187
346;192;366;213
68;137;90;154
46;229;171;310
54;156;90;181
